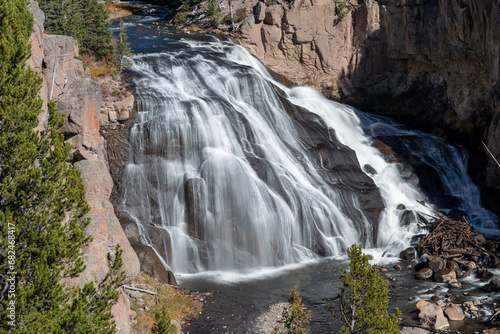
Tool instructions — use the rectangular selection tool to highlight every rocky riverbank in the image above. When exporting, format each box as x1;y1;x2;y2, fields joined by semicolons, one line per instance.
392;216;500;332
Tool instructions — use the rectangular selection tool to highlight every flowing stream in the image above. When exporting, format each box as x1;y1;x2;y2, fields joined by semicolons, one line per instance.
112;11;500;333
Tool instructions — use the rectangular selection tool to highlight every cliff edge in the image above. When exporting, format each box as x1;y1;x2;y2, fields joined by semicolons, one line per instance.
28;2;140;333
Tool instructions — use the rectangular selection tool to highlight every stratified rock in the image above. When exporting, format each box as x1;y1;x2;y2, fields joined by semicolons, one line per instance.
434;268;457;283
418;303;450;330
416;268;433;279
444;304;465;321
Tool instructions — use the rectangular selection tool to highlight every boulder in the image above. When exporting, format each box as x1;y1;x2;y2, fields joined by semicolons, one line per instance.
416;300;430;310
418;303;450;330
482;277;500;292
444;303;465;321
479;268;494;282
447;278;461;288
399;247;415;260
447;260;461;277
427;255;446;272
253;2;266;22
434;268;457;283
416;268;433;279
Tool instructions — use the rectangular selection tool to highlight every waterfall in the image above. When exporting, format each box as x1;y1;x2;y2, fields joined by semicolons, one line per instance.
119;39;495;274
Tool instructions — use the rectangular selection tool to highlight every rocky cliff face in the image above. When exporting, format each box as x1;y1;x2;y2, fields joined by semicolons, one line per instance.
28;2;140;333
238;0;500;216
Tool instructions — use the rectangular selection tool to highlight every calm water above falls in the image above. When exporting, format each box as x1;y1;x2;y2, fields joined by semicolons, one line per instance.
113;13;499;333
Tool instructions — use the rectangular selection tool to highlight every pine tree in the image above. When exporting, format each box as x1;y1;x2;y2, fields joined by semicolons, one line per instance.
38;0;113;57
272;287;311;334
151;306;176;334
117;20;133;74
330;244;401;334
0;0;122;332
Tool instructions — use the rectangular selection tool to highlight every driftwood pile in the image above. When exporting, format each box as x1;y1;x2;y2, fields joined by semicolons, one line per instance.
417;216;497;264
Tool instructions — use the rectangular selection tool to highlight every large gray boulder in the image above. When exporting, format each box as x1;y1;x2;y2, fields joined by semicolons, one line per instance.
418;303;450;330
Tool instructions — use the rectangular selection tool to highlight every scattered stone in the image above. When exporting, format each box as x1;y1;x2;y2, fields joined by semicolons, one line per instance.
380;266;388;272
416;300;430;309
416;268;433;279
394;265;403;271
431;295;440;302
444;303;465;321
109;109;118;123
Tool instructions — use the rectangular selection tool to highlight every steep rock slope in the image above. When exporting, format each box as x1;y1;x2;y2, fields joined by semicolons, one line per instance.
238;0;500;215
28;2;140;332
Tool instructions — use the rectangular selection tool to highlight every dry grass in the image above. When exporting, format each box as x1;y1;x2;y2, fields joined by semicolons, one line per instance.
106;2;143;20
89;62;117;81
129;272;203;334
81;53;119;81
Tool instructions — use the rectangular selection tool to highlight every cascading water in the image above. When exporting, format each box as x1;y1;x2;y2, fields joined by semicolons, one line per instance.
119;34;498;274
356;112;500;234
118;38;444;274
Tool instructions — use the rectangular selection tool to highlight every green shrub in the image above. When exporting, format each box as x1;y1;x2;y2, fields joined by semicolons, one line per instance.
272;287;311;334
330;244;401;334
336;1;351;21
174;11;189;25
151;306;177;334
207;0;222;27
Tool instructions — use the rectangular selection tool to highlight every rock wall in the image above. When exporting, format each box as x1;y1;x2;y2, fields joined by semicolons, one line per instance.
238;0;500;216
28;2;140;333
